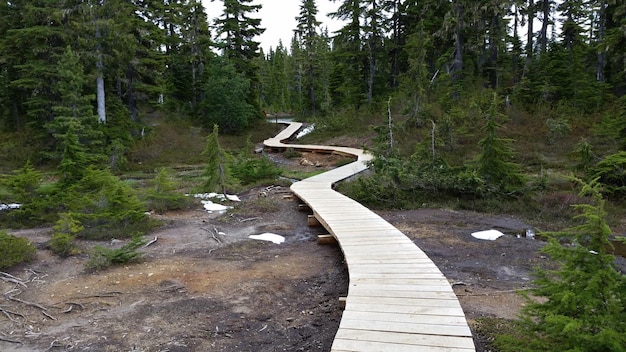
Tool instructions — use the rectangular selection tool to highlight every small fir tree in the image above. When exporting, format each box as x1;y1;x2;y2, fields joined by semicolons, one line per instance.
496;178;626;351
201;125;230;194
476;93;524;194
145;168;191;213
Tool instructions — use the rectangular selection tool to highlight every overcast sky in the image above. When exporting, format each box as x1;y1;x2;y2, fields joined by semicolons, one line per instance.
201;0;343;52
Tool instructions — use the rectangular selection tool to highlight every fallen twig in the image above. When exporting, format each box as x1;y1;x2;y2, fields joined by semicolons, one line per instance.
8;296;48;311
44;339;61;352
42;310;57;320
0;272;27;287
1;307;26;322
212;226;222;244
0;334;21;344
0;276;27;287
239;217;260;223
143;236;158;248
0;271;22;281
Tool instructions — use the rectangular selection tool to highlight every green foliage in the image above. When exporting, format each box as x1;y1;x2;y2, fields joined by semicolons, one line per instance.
0;160;41;203
48;213;83;257
201;125;233;193
590;151;626;200
144;168;192;213
62;167;153;240
199;58;255;134
475;94;525;193
85;235;147;272
545;117;572;145
573;139;597;172
231;155;281;185
283;148;302;159
0;231;36;269
496;178;626;352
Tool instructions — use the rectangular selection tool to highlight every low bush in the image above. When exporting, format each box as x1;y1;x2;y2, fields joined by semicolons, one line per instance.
85;235;146;272
0;231;36;269
144;168;193;213
48;213;82;257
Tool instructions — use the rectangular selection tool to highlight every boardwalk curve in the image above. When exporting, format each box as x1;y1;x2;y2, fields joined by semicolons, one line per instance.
264;122;476;352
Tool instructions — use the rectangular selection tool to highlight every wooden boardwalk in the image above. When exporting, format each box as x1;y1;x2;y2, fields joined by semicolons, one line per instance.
264;122;476;352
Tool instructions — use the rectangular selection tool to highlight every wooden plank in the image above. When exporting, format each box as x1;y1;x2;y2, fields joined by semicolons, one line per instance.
338;317;472;337
345;303;466;317
346;289;459;301
332;338;474;352
338;310;471;326
345;296;463;309
334;329;475;349
348;283;454;293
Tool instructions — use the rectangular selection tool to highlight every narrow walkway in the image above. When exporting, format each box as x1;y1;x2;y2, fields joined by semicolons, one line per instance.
264;122;475;352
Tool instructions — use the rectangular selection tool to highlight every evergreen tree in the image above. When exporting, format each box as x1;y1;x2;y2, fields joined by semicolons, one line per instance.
199;57;255;133
294;0;323;115
214;0;265;118
475;93;524;193
497;179;626;351
201;124;230;193
329;0;367;107
0;0;68;132
46;46;104;176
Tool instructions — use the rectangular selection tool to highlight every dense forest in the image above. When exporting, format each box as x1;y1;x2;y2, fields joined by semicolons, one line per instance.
1;1;626;350
0;0;625;163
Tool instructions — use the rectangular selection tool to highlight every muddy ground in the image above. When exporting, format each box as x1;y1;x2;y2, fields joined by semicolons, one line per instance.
1;150;622;352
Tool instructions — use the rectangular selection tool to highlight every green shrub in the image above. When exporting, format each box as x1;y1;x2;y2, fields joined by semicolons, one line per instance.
231;156;281;185
0;231;36;269
1;160;42;203
62;167;155;240
48;213;83;257
85;235;146;271
144;168;193;213
283;148;302;159
590;151;626;200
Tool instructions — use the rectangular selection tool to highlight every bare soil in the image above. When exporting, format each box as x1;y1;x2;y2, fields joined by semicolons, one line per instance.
1;150;622;352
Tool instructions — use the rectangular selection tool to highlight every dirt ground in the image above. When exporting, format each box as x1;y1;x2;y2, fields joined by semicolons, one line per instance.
1;150;622;352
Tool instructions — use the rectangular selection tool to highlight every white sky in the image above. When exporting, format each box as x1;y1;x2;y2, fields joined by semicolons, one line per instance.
201;0;343;52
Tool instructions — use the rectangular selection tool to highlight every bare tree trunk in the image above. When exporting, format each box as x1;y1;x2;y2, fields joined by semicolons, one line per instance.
367;39;376;105
597;0;606;82
96;23;106;124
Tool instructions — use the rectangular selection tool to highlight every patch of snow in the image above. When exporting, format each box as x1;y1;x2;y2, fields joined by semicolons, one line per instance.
201;200;232;213
249;233;285;244
225;194;241;202
296;124;315;139
471;229;505;241
191;193;241;202
0;203;21;211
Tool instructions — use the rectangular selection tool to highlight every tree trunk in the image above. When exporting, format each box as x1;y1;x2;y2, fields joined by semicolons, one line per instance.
539;0;550;53
96;23;106;124
597;0;606;82
524;0;535;76
452;1;464;83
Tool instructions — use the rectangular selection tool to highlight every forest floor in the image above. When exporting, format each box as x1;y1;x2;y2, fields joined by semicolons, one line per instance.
2;150;624;352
